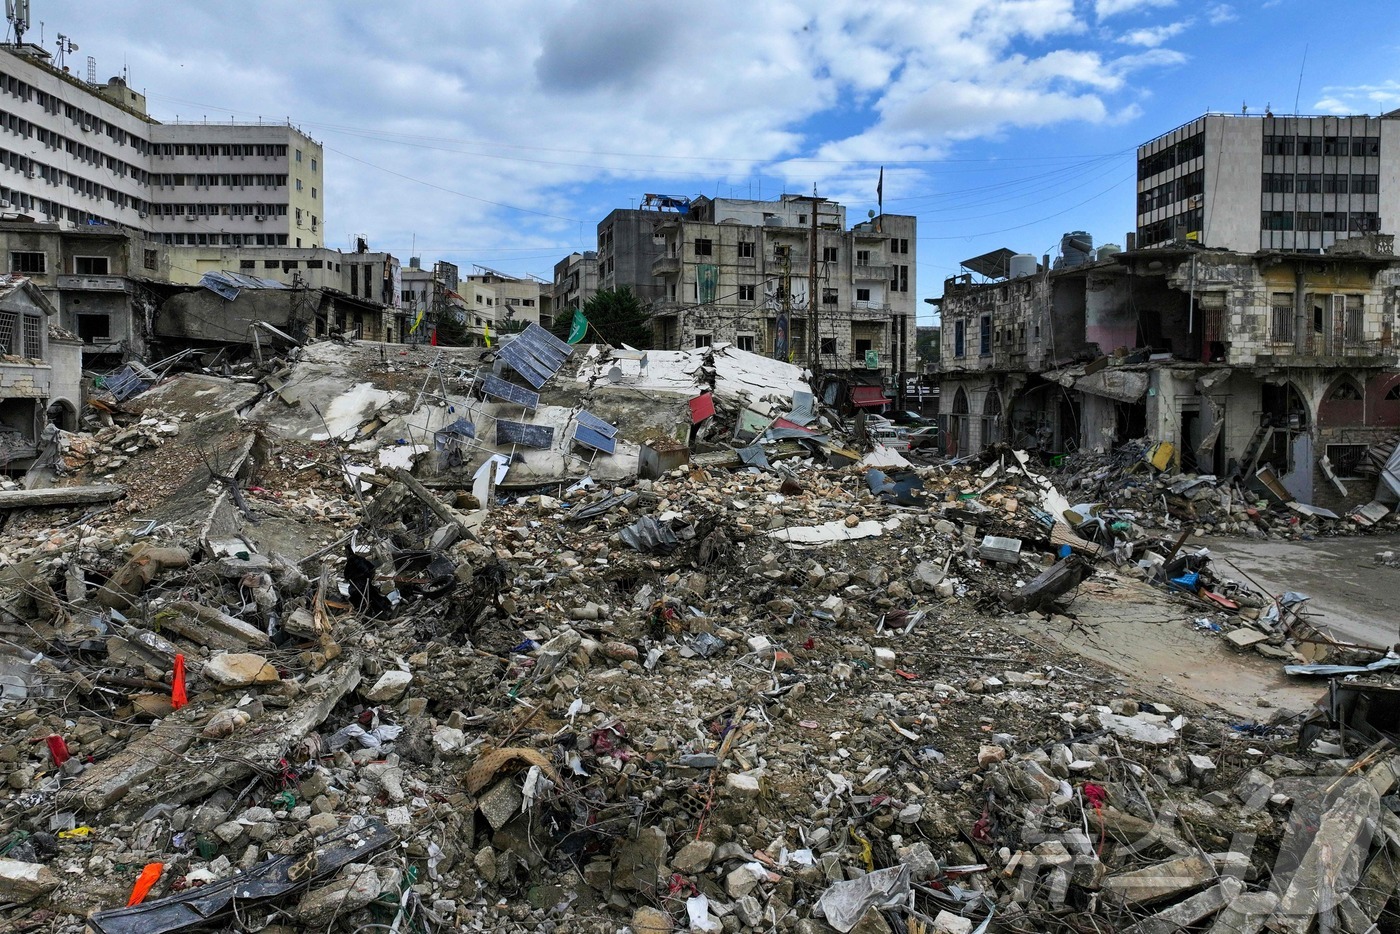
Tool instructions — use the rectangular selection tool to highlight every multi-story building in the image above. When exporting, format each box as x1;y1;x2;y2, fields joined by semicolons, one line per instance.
636;194;917;402
464;267;545;330
1136;110;1400;253
552;250;597;323
936;232;1400;512
0;40;320;248
596;202;670;306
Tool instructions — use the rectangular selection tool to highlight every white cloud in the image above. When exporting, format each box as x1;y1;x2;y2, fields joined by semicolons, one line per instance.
1118;20;1192;47
1314;81;1400;115
1207;5;1237;24
1094;0;1176;18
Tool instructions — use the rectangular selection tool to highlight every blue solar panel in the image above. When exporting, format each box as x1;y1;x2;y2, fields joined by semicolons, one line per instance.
573;424;616;455
480;374;539;410
575;409;617;439
497;420;555;449
498;324;574;389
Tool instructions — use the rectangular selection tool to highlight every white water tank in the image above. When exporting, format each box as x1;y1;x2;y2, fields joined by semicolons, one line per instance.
1009;254;1037;278
1096;244;1122;261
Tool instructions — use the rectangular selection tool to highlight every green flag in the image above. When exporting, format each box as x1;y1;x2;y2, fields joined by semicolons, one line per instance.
567;310;588;344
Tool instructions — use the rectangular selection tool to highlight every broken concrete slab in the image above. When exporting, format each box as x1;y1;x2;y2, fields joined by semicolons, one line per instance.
1103;853;1214;906
0;858;59;903
1122;878;1242;934
202;652;279;689
1206;892;1279;934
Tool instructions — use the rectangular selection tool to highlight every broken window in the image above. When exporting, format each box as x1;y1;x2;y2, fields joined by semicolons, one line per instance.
9;251;44;274
822;287;838;305
1327;443;1368;478
1345;295;1364;344
76;312;109;342
738;284;755;301
21;313;40;357
822;246;838;263
694;239;713;256
1330;379;1362;401
819;337;837;355
73;256;109;275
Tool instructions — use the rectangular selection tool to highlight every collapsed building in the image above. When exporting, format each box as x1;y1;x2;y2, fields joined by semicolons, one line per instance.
936;233;1400;515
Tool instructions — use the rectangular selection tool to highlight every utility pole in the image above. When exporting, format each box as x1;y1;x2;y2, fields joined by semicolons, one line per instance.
796;194;827;375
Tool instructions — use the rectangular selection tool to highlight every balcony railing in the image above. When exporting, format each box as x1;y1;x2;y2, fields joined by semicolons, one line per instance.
853;264;891;280
650;255;680;277
57;275;127;292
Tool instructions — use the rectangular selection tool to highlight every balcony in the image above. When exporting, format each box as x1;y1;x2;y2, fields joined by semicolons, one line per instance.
1252;333;1394;367
853;264;891;280
851;301;891;319
650;255;680;277
57;275;127;292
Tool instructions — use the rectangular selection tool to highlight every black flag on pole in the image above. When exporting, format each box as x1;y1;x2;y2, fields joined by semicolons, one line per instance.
876;166;883;232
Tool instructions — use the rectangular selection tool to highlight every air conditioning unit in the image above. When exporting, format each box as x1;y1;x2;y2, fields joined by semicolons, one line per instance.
137;211;148;219
254;215;266;222
185;215;196;222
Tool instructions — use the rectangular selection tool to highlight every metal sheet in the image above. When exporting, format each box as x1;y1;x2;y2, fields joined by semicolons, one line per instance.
497;420;555;449
575;409;617;438
480;374;539;410
573;424;616;455
498;323;574;389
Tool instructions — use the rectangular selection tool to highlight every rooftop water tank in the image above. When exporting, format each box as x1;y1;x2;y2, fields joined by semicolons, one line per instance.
1057;231;1093;268
1096;244;1122;262
1009;254;1037;278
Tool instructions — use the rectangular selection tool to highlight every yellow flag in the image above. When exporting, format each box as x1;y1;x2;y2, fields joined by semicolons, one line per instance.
482;322;492;347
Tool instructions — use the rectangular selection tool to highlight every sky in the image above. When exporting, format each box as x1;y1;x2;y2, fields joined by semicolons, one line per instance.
30;0;1400;325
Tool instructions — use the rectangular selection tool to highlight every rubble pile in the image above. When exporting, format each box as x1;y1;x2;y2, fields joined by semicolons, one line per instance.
1052;441;1398;540
0;341;1392;933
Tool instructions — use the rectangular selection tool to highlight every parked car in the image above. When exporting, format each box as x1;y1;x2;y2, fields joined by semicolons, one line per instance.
868;424;912;452
891;410;933;427
907;425;941;450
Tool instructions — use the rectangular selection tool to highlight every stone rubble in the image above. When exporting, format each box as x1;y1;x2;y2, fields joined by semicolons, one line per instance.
0;341;1389;933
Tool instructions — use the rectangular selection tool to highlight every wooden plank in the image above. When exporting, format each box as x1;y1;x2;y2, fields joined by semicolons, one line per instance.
0;484;125;509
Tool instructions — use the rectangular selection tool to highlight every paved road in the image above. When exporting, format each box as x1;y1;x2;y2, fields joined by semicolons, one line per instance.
1204;534;1400;651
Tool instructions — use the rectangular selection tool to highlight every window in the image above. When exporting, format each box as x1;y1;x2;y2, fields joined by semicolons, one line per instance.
979;315;991;354
1297;174;1322;194
1326;444;1369;479
311;187;317;199
856;250;870;265
1323;174;1348;194
694;332;712;348
738;240;754;258
1351;175;1379;194
694;238;713;256
893;265;909;292
264;259;278;269
822;246;838;262
819;337;837;355
1323;137;1347;156
1330;380;1362;401
736;334;756;352
21;313;39;357
774;244;790;260
1270;292;1294;342
76;313;109;343
1262;211;1293;231
856;288;871;301
73;256;108;275
797;215;806;225
738;284;755;301
1345;295;1363;343
295;149;302;162
143;249;157;271
9;251;44;274
1298;212;1322;231
310;157;317;171
1262;173;1293;194
822;287;838;305
240;259;256;270
890;238;909;254
1354;137;1380;157
1322;212;1346;231
954;320;966;357
295;179;303;191
854;338;872;356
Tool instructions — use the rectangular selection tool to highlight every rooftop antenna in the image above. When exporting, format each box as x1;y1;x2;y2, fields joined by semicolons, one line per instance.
5;0;28;44
1293;43;1307;114
85;54;94;84
54;32;76;70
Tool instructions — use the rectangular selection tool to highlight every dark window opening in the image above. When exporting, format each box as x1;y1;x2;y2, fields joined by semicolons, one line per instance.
820;337;837;355
76;313;109;343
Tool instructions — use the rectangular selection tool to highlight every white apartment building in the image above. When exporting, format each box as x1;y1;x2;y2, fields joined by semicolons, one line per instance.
0;41;321;255
1136;110;1400;253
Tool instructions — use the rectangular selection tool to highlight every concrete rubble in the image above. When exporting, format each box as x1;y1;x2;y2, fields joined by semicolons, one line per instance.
0;335;1393;932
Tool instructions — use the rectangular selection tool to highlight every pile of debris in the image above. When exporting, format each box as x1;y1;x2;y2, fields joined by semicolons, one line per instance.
0;337;1391;933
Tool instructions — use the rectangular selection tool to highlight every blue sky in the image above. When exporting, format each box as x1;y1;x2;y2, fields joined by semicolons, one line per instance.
34;0;1400;324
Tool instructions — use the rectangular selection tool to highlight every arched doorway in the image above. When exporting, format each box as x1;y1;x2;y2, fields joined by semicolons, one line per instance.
46;399;77;432
949;387;970;457
982;390;1002;447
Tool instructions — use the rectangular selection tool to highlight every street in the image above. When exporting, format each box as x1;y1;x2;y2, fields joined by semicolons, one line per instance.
1206;534;1400;651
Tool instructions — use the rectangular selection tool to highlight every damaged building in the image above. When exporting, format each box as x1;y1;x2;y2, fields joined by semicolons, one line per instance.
936;233;1400;513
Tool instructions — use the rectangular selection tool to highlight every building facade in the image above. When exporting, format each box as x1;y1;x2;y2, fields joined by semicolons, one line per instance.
552;250;597;324
937;234;1400;513
0;41;321;248
1136;110;1400;253
616;193;916;396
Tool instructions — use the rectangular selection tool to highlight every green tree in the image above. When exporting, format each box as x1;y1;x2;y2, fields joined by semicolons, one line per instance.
552;287;653;348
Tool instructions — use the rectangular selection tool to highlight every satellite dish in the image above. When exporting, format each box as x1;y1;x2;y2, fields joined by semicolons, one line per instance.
606;366;623;383
868;210;875;219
